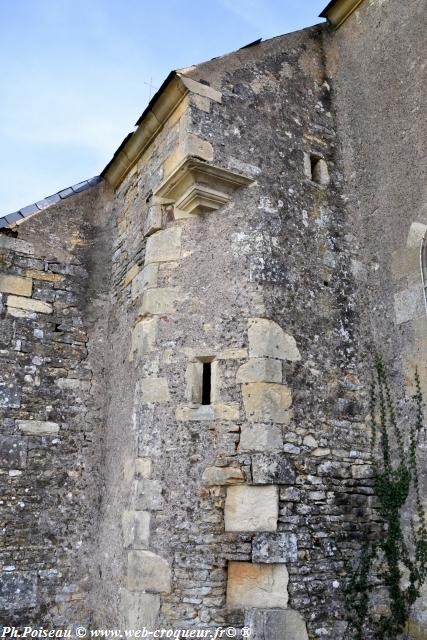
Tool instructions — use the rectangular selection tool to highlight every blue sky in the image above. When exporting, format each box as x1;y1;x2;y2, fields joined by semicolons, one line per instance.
0;0;326;215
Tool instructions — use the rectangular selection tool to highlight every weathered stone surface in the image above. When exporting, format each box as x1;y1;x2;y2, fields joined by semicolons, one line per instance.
127;550;171;593
227;562;288;608
135;479;163;510
242;383;292;423
0;274;32;297
122;510;150;548
132;263;158;300
394;286;424;324
248;318;301;361
224;485;278;532
120;589;160;630
0;384;21;409
143;204;163;237
135;458;152;478
239;423;283;452
0;436;27;468
25;269;64;283
406;221;427;247
0;572;37;610
7;295;53;314
202;465;244;485
138;377;170;403
124;264;140;287
16;420;59;436
252;454;296;484
139;287;179;316
237;358;282;383
0;236;34;255
145;227;182;264
252;532;298;563
246;608;308;640
130;317;157;360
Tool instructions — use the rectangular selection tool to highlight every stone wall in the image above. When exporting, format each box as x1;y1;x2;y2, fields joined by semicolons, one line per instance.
0;182;112;627
328;0;427;634
92;25;381;639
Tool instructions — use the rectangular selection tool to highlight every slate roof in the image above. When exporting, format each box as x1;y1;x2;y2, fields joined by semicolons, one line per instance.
0;176;102;230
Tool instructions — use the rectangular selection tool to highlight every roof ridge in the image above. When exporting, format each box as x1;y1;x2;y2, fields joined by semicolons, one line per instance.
0;175;102;229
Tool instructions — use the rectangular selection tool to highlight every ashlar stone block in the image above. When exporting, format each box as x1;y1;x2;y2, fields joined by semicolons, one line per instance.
226;562;288;608
135;479;163;511
127;550;171;593
224;485;278;532
237;358;282;383
143;204;163;237
248;318;301;361
145;227;182;264
17;420;59;436
7;295;53;315
242;382;292;423
0;275;32;297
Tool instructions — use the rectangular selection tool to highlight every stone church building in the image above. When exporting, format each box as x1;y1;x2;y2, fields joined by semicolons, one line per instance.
0;0;425;637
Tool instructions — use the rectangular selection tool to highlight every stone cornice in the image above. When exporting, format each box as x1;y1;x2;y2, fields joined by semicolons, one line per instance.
102;73;222;189
320;0;365;28
154;156;254;215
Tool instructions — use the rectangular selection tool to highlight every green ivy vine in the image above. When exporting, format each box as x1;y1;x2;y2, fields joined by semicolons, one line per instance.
346;355;427;639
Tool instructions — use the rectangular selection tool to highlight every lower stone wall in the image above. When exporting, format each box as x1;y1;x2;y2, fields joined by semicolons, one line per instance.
0;183;111;627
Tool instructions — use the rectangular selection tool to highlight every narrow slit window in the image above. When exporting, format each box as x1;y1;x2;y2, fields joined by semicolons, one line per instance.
306;153;329;186
201;362;212;405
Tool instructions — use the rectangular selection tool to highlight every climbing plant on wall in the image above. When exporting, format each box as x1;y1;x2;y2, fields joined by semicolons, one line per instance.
346;355;427;640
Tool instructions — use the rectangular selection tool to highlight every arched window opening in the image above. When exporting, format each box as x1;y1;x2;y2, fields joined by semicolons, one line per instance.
421;230;427;313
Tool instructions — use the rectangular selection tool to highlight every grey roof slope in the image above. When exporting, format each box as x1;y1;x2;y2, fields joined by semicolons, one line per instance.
0;176;102;230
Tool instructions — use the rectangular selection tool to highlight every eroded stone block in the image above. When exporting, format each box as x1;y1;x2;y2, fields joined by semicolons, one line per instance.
140;288;179;316
135;479;163;510
130;318;157;361
394;286;424;324
145;227;182;264
132;264;158;300
120;589;160;630
226;562;288;608
0;571;37;610
127;550;171;593
252;532;297;563
122;510;150;548
239;423;283;452
252;454;295;485
245;608;308;640
237;358;282;383
248;318;301;361
0;385;21;409
242;383;292;423
202;466;244;486
0;435;27;468
138;377;170;403
224;485;278;532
